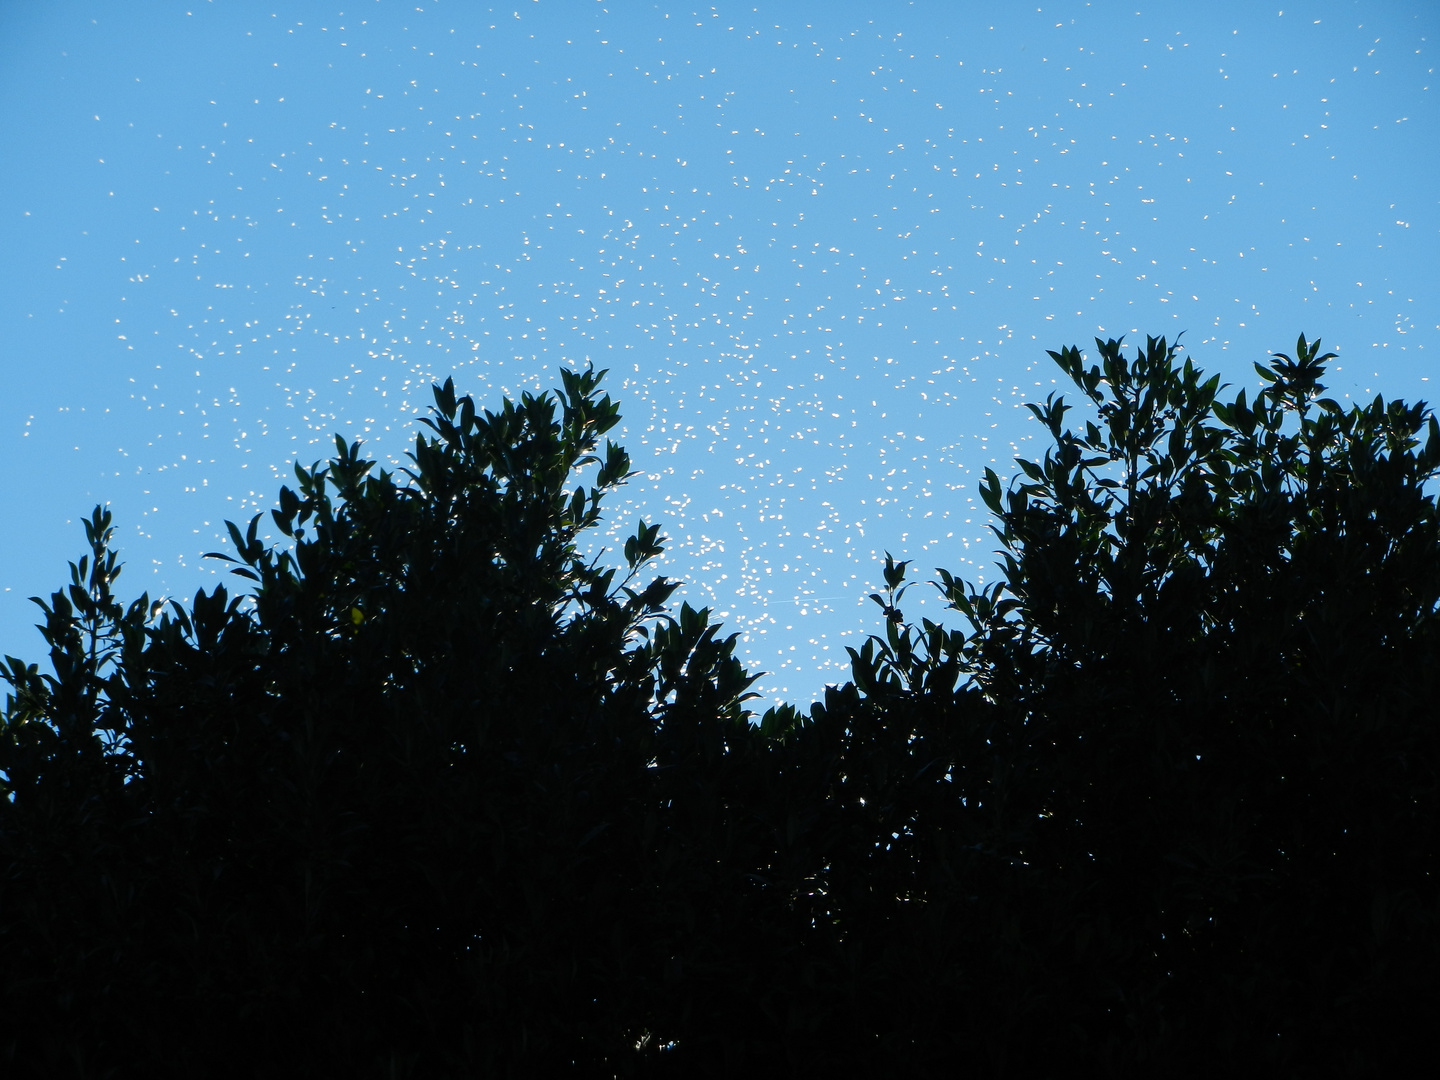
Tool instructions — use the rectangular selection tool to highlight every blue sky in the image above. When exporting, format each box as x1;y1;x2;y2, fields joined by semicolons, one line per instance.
2;0;1435;707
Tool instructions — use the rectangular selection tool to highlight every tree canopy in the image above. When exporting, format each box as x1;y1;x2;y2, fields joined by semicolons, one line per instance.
3;334;1437;1076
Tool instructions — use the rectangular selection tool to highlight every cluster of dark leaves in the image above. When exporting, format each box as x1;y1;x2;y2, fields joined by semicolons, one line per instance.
2;336;1437;1077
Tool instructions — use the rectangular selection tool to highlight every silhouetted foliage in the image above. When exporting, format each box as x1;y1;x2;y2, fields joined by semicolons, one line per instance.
3;336;1437;1076
782;333;1440;1075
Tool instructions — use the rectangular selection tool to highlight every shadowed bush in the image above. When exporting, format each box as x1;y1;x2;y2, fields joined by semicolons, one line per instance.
3;335;1437;1076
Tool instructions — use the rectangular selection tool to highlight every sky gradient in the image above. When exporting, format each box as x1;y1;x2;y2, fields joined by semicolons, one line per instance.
2;0;1435;707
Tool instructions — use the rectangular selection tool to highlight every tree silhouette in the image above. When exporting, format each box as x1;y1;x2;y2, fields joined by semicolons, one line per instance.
3;336;1437;1076
822;334;1440;1072
1;368;770;1074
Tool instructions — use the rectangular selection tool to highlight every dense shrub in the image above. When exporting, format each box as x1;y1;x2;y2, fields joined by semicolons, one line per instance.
4;335;1436;1076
